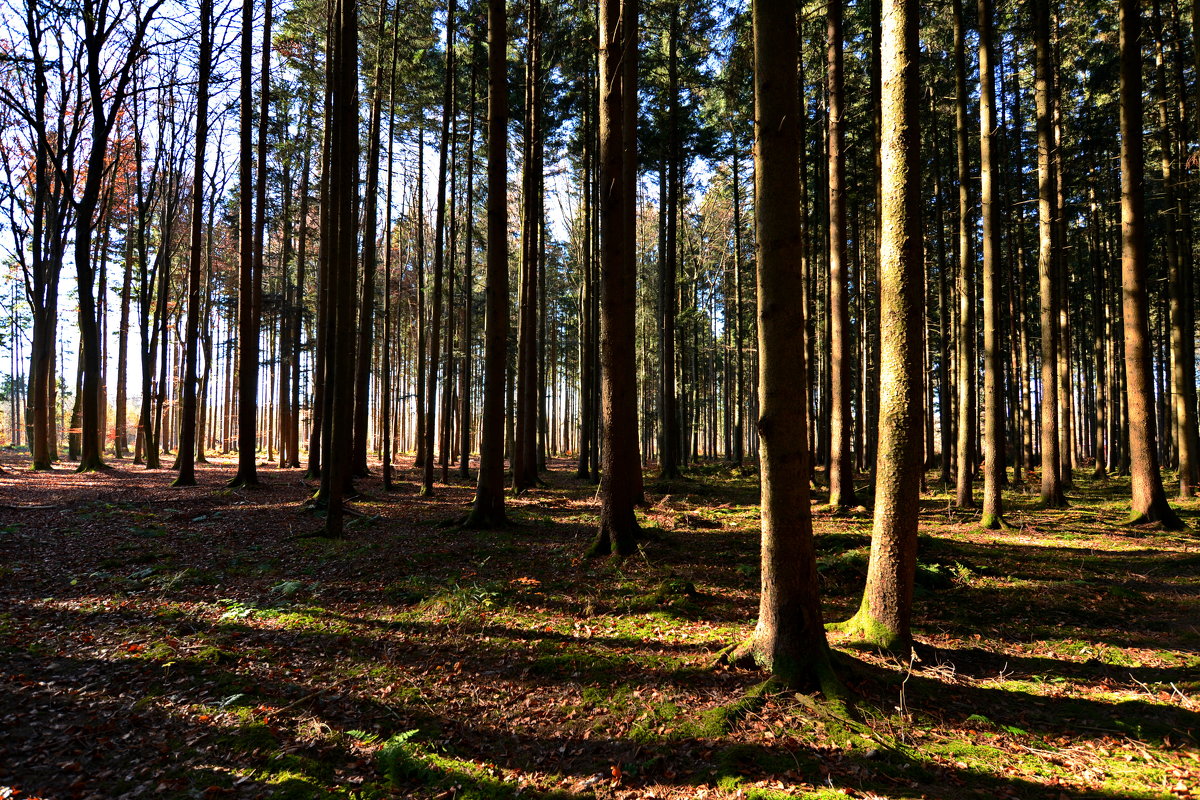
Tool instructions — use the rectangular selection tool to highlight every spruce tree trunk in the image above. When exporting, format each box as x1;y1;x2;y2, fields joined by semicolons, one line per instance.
659;8;681;480
732;146;745;468
622;0;645;506
1118;0;1182;527
835;0;923;651
230;0;267;487
978;0;1004;527
576;88;594;480
1154;0;1196;497
321;0;360;536
514;1;540;492
174;0;210;487
588;0;642;556
1034;0;1066;506
422;0;456;496
931;97;952;489
353;0;389;477
415;133;427;470
737;0;836;692
459;57;477;480
115;246;132;459
826;0;856;508
952;0;975;508
464;0;509;528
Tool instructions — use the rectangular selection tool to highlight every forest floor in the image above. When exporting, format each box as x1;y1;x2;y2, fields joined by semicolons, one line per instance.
0;451;1198;800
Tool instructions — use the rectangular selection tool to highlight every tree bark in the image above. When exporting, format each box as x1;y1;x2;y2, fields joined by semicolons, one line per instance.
1034;0;1066;506
834;0;923;651
463;0;509;528
422;0;457;497
826;0;856;508
977;0;1004;527
1118;0;1182;528
952;0;975;508
587;0;642;557
737;0;836;693
229;0;268;487
174;0;211;487
353;0;390;477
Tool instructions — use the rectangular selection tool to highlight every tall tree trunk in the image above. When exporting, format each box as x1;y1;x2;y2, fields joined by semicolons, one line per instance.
114;237;132;459
1034;0;1066;506
1154;0;1196;497
931;96;952;488
978;0;1004;527
835;0;922;650
576;81;594;480
734;0;836;694
826;0;856;508
174;0;211;486
1118;0;1182;527
659;7;681;480
623;0;644;506
422;0;457;496
321;0;360;535
587;0;642;556
952;0;975;507
514;0;540;491
459;55;477;480
353;0;390;477
463;0;509;528
230;0;269;487
414;133;427;469
381;3;400;489
732;144;745;468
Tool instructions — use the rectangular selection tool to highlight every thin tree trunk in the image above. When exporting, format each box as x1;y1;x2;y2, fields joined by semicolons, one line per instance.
230;0;269;487
978;0;1004;527
422;0;457;496
174;0;210;486
827;0;856;508
1035;0;1066;506
463;0;509;528
953;0;976;508
353;0;389;477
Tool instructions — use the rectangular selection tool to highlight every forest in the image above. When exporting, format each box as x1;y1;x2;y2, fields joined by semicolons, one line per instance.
0;0;1198;797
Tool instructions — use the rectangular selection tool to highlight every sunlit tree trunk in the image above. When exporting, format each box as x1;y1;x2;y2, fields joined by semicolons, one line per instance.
1118;0;1182;528
978;0;1004;528
1034;0;1066;506
826;0;856;508
952;0;975;508
834;0;923;651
